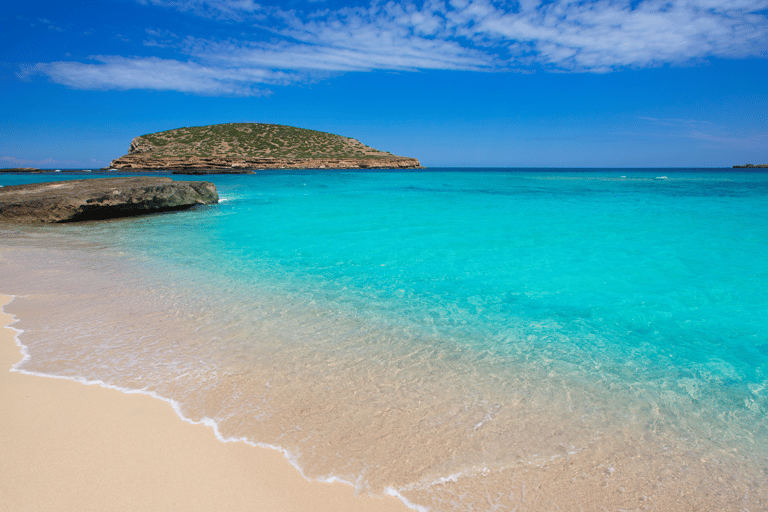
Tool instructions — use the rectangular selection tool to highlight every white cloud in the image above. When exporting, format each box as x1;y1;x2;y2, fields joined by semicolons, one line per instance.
32;56;297;96
0;156;64;167
185;35;492;72
461;0;768;69
29;0;768;95
37;17;64;32
144;27;181;48
136;0;264;20
637;115;768;149
145;28;179;38
135;0;768;70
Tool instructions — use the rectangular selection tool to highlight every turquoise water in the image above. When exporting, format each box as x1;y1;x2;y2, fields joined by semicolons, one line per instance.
3;169;768;510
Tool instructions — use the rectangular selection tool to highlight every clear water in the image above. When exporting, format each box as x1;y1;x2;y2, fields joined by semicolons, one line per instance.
2;169;767;510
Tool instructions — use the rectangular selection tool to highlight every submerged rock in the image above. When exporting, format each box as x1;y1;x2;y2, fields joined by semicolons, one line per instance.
0;177;218;223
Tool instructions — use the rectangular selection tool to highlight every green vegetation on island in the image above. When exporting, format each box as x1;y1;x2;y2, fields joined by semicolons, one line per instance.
132;123;396;160
108;123;423;171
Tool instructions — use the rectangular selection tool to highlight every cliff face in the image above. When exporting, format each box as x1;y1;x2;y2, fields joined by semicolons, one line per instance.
110;155;423;172
106;123;423;171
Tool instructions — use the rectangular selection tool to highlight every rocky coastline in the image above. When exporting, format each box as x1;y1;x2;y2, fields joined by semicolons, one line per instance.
0;168;45;173
106;155;423;172
0;177;218;223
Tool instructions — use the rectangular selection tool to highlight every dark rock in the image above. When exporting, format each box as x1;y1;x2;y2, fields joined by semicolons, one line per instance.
129;139;155;154
0;177;218;223
0;168;45;173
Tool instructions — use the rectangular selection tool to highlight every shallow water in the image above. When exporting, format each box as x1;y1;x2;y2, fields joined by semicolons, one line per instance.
2;169;767;510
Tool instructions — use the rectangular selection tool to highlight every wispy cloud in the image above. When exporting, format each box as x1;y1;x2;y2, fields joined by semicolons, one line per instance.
29;0;768;95
638;116;717;128
136;0;265;21
144;27;181;48
30;56;295;96
637;115;768;148
0;156;67;167
37;17;64;32
450;0;768;70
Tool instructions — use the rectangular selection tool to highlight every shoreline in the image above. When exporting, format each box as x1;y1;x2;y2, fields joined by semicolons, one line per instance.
0;294;409;512
3;164;766;511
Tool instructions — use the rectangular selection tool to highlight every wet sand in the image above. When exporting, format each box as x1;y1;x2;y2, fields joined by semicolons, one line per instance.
0;294;409;512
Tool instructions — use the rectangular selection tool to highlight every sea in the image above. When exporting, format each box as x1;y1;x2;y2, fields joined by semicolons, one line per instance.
1;169;767;511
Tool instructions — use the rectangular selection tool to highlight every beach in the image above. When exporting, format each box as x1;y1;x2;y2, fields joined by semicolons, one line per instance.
1;169;767;511
0;294;407;512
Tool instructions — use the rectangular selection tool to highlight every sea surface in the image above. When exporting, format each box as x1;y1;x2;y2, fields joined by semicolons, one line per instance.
2;169;767;511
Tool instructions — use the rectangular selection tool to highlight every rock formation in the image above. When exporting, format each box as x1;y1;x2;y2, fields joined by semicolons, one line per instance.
0;168;44;173
105;123;423;172
0;177;218;223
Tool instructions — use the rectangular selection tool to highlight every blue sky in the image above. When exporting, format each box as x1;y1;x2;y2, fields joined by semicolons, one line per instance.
1;0;767;168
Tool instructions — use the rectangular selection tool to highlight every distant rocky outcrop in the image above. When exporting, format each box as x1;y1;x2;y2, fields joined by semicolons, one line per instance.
105;123;423;172
733;164;768;168
0;177;218;223
0;168;45;173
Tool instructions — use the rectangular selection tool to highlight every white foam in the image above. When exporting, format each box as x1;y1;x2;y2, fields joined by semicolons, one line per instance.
217;194;237;203
384;488;431;512
0;294;428;512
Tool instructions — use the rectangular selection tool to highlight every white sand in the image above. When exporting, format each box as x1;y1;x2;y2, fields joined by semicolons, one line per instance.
0;294;409;512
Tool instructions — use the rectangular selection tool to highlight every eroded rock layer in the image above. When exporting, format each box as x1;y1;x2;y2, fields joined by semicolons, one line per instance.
110;155;423;172
106;123;424;171
0;177;218;223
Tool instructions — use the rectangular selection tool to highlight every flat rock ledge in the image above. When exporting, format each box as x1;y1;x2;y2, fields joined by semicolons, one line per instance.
0;177;218;223
0;168;45;173
106;155;424;172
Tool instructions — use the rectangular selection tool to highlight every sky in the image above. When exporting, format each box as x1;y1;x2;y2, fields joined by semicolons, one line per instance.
1;0;767;168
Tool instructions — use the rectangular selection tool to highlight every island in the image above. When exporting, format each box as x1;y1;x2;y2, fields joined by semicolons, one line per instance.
0;177;218;223
105;123;424;172
0;168;45;173
733;164;768;168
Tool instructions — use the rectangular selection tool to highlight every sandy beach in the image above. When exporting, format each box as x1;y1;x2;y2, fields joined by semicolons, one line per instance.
0;294;408;512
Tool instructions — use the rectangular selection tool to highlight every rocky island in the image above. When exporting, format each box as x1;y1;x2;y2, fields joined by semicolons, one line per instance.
0;168;45;173
0;177;218;223
105;123;423;173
